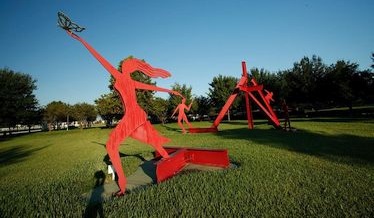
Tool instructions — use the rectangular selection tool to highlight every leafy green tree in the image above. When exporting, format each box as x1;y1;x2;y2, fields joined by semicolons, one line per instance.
95;93;123;126
325;60;359;110
282;55;327;109
168;83;195;115
44;101;70;130
208;75;239;121
151;97;169;124
0;68;39;132
250;68;283;101
21;107;43;132
371;53;374;69
72;103;97;129
194;95;212;119
350;69;374;105
250;68;278;91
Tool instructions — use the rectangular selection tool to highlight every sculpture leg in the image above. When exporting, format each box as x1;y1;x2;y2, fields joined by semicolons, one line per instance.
131;121;170;158
183;114;192;129
177;117;186;134
106;121;129;195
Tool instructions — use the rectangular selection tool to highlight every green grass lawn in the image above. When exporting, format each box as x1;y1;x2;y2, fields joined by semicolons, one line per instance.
0;118;373;217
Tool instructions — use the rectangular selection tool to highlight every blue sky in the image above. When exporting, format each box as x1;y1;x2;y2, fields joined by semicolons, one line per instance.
1;0;373;106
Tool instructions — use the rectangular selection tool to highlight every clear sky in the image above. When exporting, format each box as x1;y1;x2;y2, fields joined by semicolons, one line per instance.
1;0;373;106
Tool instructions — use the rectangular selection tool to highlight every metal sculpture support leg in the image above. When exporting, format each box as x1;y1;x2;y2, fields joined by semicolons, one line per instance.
106;120;171;195
105;123;129;195
177;120;187;134
130;121;170;158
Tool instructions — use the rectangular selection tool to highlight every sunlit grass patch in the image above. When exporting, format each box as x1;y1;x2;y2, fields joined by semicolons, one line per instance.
0;119;373;217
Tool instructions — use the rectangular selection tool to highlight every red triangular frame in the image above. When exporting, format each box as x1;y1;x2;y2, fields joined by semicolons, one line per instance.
189;61;281;133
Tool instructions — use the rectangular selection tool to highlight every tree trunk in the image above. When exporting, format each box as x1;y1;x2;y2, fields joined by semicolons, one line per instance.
348;104;353;117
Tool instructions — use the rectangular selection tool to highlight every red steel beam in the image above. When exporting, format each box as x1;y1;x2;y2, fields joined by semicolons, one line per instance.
154;146;230;183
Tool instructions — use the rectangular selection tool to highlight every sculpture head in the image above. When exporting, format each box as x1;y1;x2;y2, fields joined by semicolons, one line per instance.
121;58;171;78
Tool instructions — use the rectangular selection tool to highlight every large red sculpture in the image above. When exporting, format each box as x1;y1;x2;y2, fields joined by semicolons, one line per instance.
58;13;183;195
58;12;229;196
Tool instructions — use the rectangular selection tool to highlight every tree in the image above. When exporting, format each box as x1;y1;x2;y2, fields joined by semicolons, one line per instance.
44;101;71;130
0;68;39;132
95;93;123;126
194;95;212;119
168;83;195;114
371;53;374;69
250;68;281;98
250;68;284;113
151;97;169;124
282;55;327;109
350;70;374;105
72;103;97;129
208;75;239;121
326;60;358;111
21;107;43;132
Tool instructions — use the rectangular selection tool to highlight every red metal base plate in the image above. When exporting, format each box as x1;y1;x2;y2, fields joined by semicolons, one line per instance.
154;146;229;183
188;127;218;133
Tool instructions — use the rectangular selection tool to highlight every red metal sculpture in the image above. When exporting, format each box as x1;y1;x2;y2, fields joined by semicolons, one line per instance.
58;12;230;196
171;98;193;134
154;147;229;182
189;61;281;133
58;13;184;196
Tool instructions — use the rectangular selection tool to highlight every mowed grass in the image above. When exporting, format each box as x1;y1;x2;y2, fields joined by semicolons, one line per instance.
0;118;373;217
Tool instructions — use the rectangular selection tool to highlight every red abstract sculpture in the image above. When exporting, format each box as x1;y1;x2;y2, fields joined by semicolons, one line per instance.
58;13;183;195
171;98;193;134
58;12;230;195
189;61;281;133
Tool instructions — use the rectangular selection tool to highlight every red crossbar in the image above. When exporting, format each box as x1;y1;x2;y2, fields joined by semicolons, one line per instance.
154;146;229;183
155;149;188;183
188;127;218;133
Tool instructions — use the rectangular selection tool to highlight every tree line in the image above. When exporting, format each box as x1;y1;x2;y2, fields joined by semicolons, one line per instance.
95;56;197;125
1;54;373;132
0;69;97;133
94;55;374;124
251;55;373;112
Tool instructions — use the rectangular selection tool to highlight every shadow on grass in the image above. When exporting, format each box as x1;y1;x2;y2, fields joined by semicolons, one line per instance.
0;145;50;166
219;120;280;127
162;124;182;133
0;130;43;142
290;117;374;123
218;127;374;165
91;141;147;164
83;170;105;218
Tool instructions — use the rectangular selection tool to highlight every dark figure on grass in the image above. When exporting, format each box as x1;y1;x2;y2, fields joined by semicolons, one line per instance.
281;99;291;130
63;31;182;196
171;98;193;134
84;171;106;218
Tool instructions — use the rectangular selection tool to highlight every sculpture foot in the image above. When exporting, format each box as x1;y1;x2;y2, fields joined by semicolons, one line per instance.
112;190;125;197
